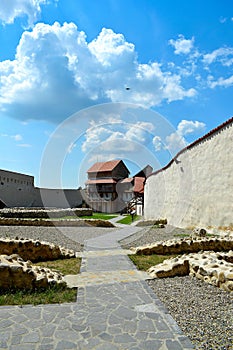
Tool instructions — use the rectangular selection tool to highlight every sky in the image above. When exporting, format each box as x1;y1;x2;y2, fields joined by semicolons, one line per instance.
0;0;232;188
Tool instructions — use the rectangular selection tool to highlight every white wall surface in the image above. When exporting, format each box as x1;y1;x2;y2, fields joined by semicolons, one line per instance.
144;122;233;228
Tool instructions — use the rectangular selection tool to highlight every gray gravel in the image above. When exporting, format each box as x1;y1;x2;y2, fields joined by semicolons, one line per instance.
120;224;193;248
0;225;116;252
121;225;233;350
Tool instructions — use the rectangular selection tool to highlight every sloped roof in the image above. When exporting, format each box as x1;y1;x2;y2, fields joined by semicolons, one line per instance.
87;160;122;173
134;165;153;178
87;159;130;174
85;179;116;185
134;177;145;194
119;177;133;184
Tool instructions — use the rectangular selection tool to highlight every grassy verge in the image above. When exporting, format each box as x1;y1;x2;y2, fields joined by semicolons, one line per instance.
0;285;77;306
117;215;140;225
129;254;177;271
0;258;81;306
80;213;118;220
34;257;81;275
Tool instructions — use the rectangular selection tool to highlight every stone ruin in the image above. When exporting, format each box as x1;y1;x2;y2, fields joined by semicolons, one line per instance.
147;251;233;292
132;232;233;292
0;238;76;290
0;254;65;290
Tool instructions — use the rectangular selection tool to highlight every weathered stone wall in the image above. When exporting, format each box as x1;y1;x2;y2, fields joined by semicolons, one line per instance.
0;254;66;290
0;238;75;262
147;251;233;292
0;208;92;218
134;236;233;255
144;120;233;228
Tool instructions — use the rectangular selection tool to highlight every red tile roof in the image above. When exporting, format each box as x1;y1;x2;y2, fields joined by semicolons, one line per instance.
119;177;133;184
85;179;116;184
134;177;145;193
87;160;122;173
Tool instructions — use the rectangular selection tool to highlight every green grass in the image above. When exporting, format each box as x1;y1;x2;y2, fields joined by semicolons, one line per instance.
34;257;82;275
0;258;81;306
117;215;140;225
79;212;118;220
129;254;177;271
0;285;77;306
174;233;190;238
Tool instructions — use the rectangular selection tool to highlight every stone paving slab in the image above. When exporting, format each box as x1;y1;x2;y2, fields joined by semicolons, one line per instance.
0;222;195;349
64;269;152;288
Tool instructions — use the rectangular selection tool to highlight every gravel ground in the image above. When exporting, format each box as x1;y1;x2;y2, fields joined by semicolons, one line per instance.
121;225;233;350
120;224;193;248
0;225;116;252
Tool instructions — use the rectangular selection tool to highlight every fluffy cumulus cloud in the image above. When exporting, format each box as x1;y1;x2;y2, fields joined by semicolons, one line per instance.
81;118;155;158
153;119;205;154
0;0;54;27
177;119;206;136
0;22;197;123
169;34;194;55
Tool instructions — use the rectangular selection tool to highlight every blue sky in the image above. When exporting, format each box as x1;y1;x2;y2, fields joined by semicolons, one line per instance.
0;0;232;188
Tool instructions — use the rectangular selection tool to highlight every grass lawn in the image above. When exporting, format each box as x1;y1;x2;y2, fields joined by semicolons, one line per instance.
129;254;177;271
117;215;141;225
78;212;118;220
0;258;81;306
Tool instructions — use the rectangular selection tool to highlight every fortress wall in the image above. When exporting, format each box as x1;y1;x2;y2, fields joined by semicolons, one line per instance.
33;188;83;208
0;170;35;207
144;119;233;228
0;170;83;208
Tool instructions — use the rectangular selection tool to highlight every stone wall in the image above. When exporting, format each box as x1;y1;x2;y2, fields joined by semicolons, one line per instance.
133;236;233;255
147;251;233;292
144;118;233;228
0;208;92;218
0;169;83;208
0;254;66;290
0;238;75;262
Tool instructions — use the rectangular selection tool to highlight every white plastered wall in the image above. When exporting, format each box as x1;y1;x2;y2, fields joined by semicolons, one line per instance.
144;122;233;228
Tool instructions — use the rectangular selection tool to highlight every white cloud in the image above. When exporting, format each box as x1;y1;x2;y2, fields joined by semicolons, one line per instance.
1;133;23;141
203;47;233;66
0;0;54;27
177;120;206;136
81;119;155;155
219;16;227;24
67;142;76;154
165;132;187;152
208;75;233;89
0;23;197;123
152;135;162;151
169;34;194;55
165;119;205;154
12;134;23;141
17;143;31;147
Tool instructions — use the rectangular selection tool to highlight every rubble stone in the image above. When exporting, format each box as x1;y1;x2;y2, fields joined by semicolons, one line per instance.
147;250;233;292
0;254;66;290
0;237;76;262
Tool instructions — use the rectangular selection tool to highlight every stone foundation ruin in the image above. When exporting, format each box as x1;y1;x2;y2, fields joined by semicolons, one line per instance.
132;235;233;292
0;238;76;290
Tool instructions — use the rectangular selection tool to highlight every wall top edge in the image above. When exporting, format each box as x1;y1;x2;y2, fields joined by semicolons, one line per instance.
148;116;233;179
